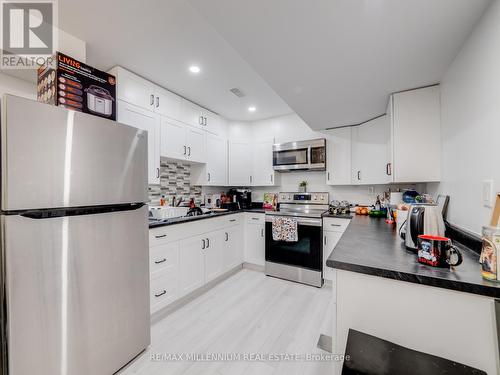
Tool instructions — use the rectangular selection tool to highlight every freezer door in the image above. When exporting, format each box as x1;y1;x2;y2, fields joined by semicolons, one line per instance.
1;95;148;211
2;205;150;375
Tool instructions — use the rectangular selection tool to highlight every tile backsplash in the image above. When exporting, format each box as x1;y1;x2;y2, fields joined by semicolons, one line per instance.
148;161;202;205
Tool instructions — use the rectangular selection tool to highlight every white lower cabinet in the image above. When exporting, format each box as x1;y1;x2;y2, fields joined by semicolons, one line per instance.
179;234;206;297
244;213;265;266
322;217;351;281
149;241;180;314
149;215;245;314
223;225;244;270
204;230;225;283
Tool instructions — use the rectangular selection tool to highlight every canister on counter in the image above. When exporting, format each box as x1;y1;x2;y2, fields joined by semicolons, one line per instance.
480;226;500;281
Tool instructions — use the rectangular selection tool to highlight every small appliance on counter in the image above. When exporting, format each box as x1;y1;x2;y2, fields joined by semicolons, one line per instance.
221;202;240;211
400;204;445;251
227;188;252;209
329;200;351;215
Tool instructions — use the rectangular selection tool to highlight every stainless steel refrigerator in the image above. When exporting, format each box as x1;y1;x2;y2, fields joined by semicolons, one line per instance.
0;95;150;374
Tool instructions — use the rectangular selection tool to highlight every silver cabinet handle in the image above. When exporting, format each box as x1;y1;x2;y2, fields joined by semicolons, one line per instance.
229;219;236;222
202;239;206;249
188;147;191;156
183;145;187;155
199;116;203;125
150;94;154;106
327;172;330;181
204;117;207;126
271;174;273;183
331;224;342;227
251;217;260;221
156;168;160;178
154;290;166;298
154;258;167;264
250;175;253;183
206;238;210;248
386;163;392;176
156;96;159;108
155;234;167;239
207;172;211;181
324;236;327;245
357;171;361;180
225;232;228;241
261;228;264;237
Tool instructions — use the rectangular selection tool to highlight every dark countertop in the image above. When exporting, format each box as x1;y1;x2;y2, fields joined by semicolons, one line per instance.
149;208;265;228
322;212;354;219
326;214;500;298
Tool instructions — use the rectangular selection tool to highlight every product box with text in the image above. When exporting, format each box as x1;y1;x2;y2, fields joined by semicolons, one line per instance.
37;52;116;120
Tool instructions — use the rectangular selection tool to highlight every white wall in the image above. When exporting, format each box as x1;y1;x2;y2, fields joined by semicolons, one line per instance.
0;73;36;100
433;1;500;235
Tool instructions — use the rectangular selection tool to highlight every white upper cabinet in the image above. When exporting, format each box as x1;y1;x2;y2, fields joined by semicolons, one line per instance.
190;133;227;186
229;141;253;186
351;115;391;185
252;140;277;186
202;109;221;135
111;66;182;117
117;100;161;185
389;85;441;183
155;86;182;120
186;127;205;163
180;99;204;128
160;118;205;163
111;67;155;110
325;127;352;185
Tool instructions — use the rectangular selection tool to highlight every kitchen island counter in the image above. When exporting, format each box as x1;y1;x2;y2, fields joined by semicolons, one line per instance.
326;214;500;298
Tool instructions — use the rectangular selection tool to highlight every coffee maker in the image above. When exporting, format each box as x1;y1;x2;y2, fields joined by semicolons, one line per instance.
227;188;252;209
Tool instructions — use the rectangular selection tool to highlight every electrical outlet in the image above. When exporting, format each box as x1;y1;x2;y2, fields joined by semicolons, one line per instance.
482;180;494;208
368;186;375;194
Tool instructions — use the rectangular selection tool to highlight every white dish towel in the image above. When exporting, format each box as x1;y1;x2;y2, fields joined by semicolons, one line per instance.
272;216;298;242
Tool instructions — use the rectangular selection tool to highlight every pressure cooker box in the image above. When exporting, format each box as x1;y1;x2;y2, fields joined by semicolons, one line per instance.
37;52;116;120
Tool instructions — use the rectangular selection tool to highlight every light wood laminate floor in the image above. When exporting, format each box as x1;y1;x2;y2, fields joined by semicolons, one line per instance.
119;269;334;375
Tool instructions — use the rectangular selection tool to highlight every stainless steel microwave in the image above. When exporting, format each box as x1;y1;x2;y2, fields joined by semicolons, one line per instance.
272;138;326;171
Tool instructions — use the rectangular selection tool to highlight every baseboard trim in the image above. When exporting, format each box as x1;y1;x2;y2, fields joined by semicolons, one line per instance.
243;262;265;272
151;264;243;324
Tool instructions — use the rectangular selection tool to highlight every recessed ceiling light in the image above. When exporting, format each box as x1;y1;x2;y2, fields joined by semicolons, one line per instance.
248;106;256;112
189;65;201;74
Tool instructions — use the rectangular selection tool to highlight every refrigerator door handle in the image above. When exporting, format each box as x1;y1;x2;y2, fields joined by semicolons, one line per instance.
18;203;146;219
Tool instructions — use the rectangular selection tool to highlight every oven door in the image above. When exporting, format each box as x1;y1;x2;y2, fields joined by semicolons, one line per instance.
265;216;322;271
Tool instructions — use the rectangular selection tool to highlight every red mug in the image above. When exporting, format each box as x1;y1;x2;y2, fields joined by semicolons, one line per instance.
417;235;463;267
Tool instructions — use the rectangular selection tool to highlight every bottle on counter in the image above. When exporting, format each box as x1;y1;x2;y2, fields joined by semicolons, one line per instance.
480;226;499;282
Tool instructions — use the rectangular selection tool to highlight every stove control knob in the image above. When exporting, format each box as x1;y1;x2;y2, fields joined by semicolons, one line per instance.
312;195;317;200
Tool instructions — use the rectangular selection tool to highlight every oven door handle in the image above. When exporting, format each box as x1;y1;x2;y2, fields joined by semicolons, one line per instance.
265;216;322;227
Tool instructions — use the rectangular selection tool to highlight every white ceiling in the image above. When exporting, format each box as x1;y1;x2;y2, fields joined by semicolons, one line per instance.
4;1;491;128
57;0;292;121
189;0;491;129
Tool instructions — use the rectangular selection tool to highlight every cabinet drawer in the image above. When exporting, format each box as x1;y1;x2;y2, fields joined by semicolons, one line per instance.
323;217;350;233
225;214;243;226
150;270;178;313
150;242;179;276
246;214;264;224
149;227;172;246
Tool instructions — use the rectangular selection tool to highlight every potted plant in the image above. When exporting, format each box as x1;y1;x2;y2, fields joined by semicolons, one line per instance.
298;180;308;193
